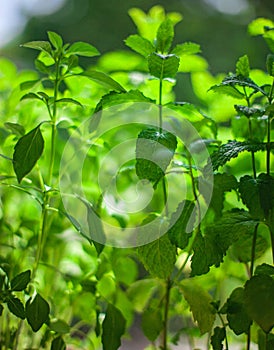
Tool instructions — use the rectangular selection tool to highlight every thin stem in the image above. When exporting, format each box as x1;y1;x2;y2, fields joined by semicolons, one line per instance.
266;111;272;176
159;79;163;132
250;223;259;277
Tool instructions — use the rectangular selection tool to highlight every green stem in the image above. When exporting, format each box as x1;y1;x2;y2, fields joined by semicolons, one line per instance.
250;223;259;277
266;112;272;176
159;79;163;132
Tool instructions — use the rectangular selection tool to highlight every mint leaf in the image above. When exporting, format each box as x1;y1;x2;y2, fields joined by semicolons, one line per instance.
156;18;174;53
82;70;126;92
148;52;180;79
66;42;100;57
180;279;216;334
168;200;196;249
21;41;52;53
236;55;250;78
7;296;25;319
10;270;31;291
26;293;50;332
244;275;274;333
47;31;63;50
13;125;44;183
135;127;177;184
102;304;126;350
138;235;176;279
171;42;201;56
125;34;155;57
248;18;274;36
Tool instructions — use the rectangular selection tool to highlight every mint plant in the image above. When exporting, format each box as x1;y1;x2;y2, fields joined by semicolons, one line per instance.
0;6;274;350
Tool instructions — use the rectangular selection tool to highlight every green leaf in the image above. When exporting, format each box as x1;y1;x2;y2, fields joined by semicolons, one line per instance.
49;319;70;334
180;279;216;334
255;263;274;276
226;287;252;335
267;54;274;77
248;18;274;36
141;308;163;341
21;41;52;53
7;296;25;319
138;235;176;279
156;18;174;53
236;55;250;78
66;42;100;57
211;327;226;350
26;293;50;332
102;304;126;350
20;92;43;102
13;125;44;183
127;279;159;312
47;31;63;50
148;53;179;79
244;275;274;333
135;127;177;184
171;42;201;56
55;98;83;107
234;104;265;118
4;122;25;136
209;84;245;99
35;59;51;74
168;200;196;249
82;70;126;92
51;336;66;350
0;304;3;316
20;79;40;90
10;270;31;291
125;34;155;57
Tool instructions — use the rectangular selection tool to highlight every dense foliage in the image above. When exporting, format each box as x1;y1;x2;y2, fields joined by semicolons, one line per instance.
0;6;274;350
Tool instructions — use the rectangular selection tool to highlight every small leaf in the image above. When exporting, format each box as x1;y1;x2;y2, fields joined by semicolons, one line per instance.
148;52;180;79
47;31;63;50
125;34;155;57
20;92;43;102
244;275;274;333
26;293;50;332
35;59;51;74
51;336;66;350
209;84;245;99
13;125;44;183
180;279;216;334
5;122;25;136
82;70;126;92
156;18;174;53
7;296;25;319
20;79;40;90
49;319;70;334
236;55;250;78
211;327;226;350
10;270;31;291
248;18;274;36
141;308;163;341
171;42;201;56
55;98;83;107
102;304;126;350
21;41;52;53
66;42;100;57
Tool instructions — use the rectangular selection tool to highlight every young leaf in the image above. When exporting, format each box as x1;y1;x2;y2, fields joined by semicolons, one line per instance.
137;235;176;279
167;200;196;249
55;98;83;107
47;31;63;50
10;270;31;291
180;279;216;334
81;70;126;92
102;304;126;350
225;287;252;335
7;296;25;319
13;125;44;183
51;336;66;350
66;42;100;57
20;92;43;102
135;127;177;184
211;327;226;350
125;34;155;57
244;275;274;333
148;52;180;79
141;308;163;341
21;41;52;54
248;18;274;36
171;42;201;56
156;18;174;53
26;293;50;332
236;55;250;78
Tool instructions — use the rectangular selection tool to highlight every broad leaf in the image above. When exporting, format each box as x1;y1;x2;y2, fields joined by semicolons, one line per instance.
138;235;176;279
26;293;50;332
66;42;100;57
10;270;31;291
102;304;126;350
148;52;180;79
82;70;126;92
156;18;174;53
141;308;163;341
211;327;226;350
13;125;44;183
51;336;66;350
168;200;196;249
244;275;274;333
236;55;250;78
171;42;201;56
135;127;177;184
180;279;216;334
125;34;155;57
21;41;52;53
47;31;63;50
7;296;25;319
225;287;252;335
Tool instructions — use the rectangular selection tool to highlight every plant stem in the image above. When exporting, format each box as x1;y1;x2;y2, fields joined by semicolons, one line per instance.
250;223;259;277
266;111;272;176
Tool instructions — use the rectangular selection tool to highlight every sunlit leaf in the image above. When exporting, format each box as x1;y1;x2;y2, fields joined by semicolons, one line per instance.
21;41;52;53
125;34;155;57
236;55;250;78
66;42;100;57
148;52;179;79
47;31;63;50
156;18;174;53
82;70;126;92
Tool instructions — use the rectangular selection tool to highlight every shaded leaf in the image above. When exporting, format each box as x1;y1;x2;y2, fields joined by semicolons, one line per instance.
66;42;100;57
125;34;155;57
148;52;180;79
4;122;25;136
234;104;265;118
7;296;25;319
49;319;70;334
10;270;31;291
13;125;44;183
26;293;50;332
211;327;226;350
51;336;66;350
267;54;274;77
102;304;126;350
141;308;163;341
255;263;274;276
